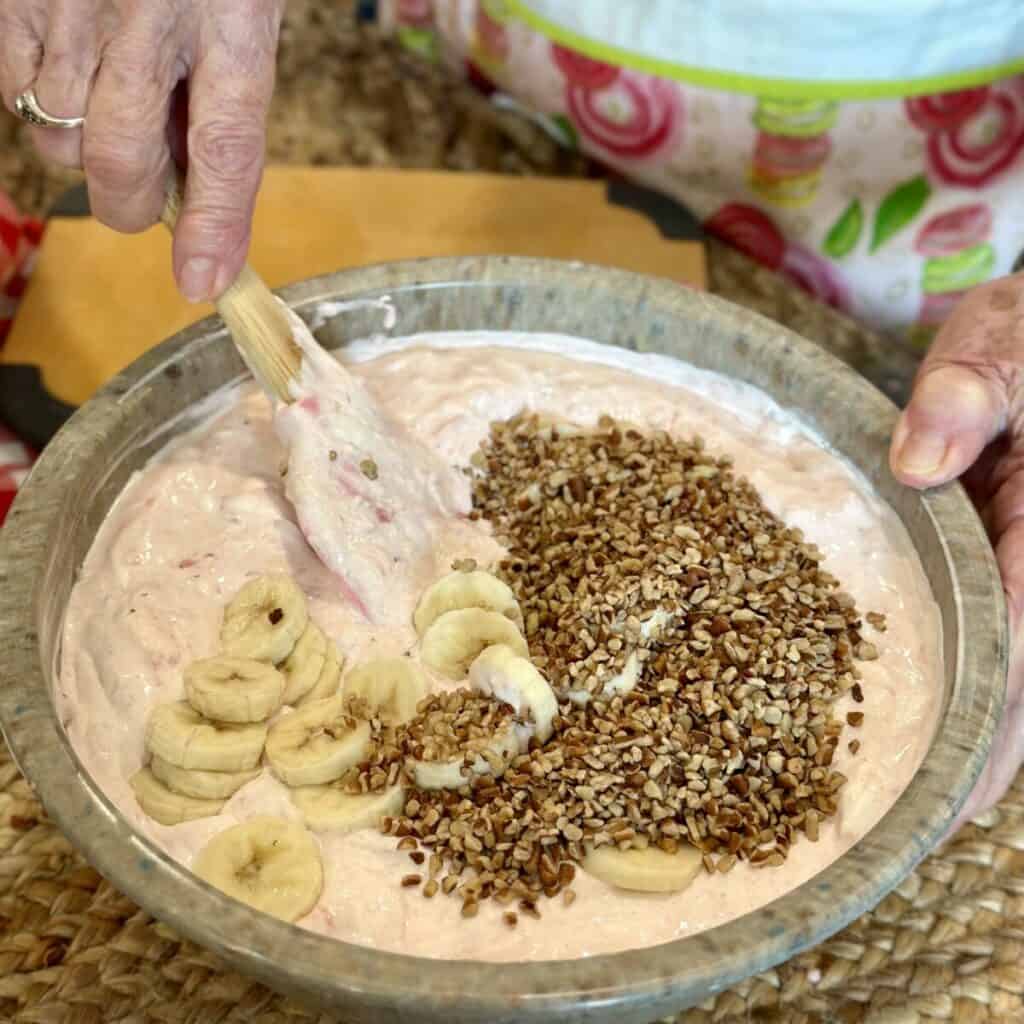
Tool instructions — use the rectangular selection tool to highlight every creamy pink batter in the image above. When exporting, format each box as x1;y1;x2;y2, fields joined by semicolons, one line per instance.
276;309;465;624
57;331;942;961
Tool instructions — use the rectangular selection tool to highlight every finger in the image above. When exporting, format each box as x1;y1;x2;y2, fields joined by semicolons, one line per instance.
949;616;1024;831
81;12;182;233
983;467;1024;623
948;470;1024;834
173;6;280;302
890;362;1005;488
891;277;1024;489
30;0;104;168
0;6;44;113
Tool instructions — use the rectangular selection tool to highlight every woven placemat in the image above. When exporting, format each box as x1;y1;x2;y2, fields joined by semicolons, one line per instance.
1;4;1022;1021
1;691;1022;1024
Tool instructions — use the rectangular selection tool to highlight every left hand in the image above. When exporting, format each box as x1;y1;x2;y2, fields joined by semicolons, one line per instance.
890;271;1024;829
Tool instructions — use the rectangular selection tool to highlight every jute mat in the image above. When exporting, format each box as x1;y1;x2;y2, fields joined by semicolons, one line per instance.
1;4;1022;1021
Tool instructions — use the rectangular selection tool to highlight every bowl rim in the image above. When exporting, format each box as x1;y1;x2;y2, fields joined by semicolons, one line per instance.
0;255;1007;1021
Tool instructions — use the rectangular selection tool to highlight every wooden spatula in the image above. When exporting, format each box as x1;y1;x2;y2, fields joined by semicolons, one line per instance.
158;175;461;625
160;177;300;401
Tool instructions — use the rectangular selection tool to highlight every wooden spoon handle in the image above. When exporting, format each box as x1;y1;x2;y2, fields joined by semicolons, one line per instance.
161;175;300;402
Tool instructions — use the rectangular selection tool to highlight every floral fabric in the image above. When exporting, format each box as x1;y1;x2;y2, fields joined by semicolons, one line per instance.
382;0;1024;343
0;190;40;346
0;190;39;524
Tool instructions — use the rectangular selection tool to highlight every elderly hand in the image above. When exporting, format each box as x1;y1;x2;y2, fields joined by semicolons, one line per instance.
0;0;284;302
890;271;1024;828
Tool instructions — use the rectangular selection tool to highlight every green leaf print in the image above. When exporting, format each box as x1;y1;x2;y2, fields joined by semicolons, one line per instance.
823;199;863;259
870;175;931;253
396;26;439;62
549;114;579;150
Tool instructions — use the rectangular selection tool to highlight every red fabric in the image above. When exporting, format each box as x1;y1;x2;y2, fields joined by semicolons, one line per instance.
0;190;42;524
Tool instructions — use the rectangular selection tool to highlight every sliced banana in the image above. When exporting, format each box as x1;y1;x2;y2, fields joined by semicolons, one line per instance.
581;842;703;894
566;650;640;707
130;767;225;825
146;702;268;772
280;622;327;705
420;608;528;680
291;782;406;833
343;657;425;726
408;724;520;790
184;655;285;723
297;639;344;705
413;569;523;636
149;754;261;800
193;816;323;921
565;609;669;705
220;575;308;664
469;643;558;747
265;695;372;787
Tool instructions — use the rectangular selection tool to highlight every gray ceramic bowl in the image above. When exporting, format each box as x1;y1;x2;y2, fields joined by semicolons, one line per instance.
0;257;1007;1023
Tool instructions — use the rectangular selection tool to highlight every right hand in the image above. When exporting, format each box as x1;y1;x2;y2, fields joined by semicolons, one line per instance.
0;0;285;303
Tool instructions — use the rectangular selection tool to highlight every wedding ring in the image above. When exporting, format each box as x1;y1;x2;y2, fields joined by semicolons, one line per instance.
14;87;85;129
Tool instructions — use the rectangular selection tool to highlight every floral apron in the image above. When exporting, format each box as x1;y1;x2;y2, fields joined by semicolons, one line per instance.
377;0;1024;343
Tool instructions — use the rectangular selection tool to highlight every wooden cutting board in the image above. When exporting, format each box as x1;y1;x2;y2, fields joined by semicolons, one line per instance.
0;166;705;440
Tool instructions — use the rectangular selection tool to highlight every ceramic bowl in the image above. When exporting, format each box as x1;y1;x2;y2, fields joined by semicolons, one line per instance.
0;257;1006;1023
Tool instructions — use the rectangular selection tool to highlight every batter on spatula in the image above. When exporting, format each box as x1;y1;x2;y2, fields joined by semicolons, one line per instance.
274;309;466;624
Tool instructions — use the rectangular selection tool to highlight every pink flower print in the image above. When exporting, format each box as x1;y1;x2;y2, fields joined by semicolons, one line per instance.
705;203;847;311
912;76;1024;188
781;244;849;313
905;87;990;132
912;203;994;334
704;203;786;271
0;192;25;291
551;43;619;89
397;0;434;28
914;203;992;257
566;72;682;160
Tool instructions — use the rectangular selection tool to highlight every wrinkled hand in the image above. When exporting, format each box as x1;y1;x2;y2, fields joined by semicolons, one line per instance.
891;271;1024;828
0;0;284;302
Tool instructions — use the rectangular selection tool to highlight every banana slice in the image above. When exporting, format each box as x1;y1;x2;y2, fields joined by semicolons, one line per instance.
130;767;225;825
146;702;268;772
291;782;405;833
469;643;558;747
221;575;308;664
149;754;261;800
581;842;703;894
265;695;372;786
193;816;323;922
566;609;669;704
566;651;640;707
343;657;425;726
281;622;327;705
297;639;344;705
413;569;524;636
420;608;528;680
408;724;519;790
184;655;285;723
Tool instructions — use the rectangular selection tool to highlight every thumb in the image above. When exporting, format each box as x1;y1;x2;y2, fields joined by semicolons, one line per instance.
890;362;1006;489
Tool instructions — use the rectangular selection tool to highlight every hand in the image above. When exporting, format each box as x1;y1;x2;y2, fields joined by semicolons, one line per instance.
0;0;284;302
890;271;1024;828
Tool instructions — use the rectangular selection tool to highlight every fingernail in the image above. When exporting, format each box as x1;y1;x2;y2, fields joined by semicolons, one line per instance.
180;257;216;303
895;430;949;477
211;263;236;300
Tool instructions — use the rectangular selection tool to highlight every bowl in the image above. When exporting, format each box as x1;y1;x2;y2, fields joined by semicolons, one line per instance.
0;256;1006;1023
